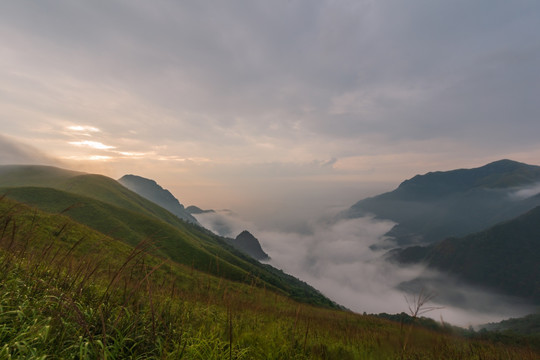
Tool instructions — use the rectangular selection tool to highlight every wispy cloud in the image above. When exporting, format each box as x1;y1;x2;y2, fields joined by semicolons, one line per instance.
118;151;149;157
509;183;540;200
63;155;113;161
67;125;100;133
68;140;116;150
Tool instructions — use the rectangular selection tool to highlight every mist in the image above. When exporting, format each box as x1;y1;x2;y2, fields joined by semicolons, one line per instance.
0;134;59;166
509;183;540;200
195;208;535;327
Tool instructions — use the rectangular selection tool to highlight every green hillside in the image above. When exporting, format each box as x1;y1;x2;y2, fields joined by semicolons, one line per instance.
344;160;540;245
482;313;540;340
0;165;194;229
0;164;82;186
0;196;536;359
0;165;333;307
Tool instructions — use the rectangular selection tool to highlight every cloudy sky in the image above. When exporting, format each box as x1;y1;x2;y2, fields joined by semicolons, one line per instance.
1;0;540;220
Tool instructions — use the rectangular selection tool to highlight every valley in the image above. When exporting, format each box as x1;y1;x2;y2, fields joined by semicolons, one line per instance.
0;162;539;358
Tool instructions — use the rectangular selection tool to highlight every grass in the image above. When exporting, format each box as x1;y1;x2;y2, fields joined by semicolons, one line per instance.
0;183;335;308
0;197;538;359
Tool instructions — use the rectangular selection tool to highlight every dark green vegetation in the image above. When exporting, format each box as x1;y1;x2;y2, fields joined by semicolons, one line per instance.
483;313;540;335
118;174;198;224
226;230;270;261
391;206;540;302
0;165;332;307
344;160;540;245
375;312;540;353
1;195;538;358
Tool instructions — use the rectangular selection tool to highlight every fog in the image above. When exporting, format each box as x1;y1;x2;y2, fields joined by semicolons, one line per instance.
509;183;540;200
195;208;535;327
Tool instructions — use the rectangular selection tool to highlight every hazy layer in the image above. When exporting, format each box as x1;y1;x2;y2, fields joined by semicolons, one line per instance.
195;208;534;327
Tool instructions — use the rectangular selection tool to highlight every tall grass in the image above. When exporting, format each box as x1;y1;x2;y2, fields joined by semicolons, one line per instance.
0;197;538;359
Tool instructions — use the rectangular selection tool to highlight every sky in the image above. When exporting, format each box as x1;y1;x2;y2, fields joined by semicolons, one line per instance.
1;1;539;324
1;1;540;218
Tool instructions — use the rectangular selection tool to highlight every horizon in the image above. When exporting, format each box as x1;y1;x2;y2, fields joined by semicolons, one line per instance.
1;1;540;223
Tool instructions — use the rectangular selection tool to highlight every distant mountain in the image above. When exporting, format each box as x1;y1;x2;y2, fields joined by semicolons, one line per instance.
226;230;270;261
343;160;540;245
186;205;215;214
391;206;540;303
481;312;540;336
118;174;198;224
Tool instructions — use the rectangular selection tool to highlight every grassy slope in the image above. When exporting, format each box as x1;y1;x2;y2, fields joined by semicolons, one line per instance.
0;165;333;307
0;197;537;359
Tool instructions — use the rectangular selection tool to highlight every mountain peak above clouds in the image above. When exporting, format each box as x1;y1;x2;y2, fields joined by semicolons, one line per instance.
396;159;540;198
226;230;270;261
344;159;540;245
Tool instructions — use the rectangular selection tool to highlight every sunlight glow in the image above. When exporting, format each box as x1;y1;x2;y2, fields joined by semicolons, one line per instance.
88;155;113;161
69;140;115;150
118;151;148;157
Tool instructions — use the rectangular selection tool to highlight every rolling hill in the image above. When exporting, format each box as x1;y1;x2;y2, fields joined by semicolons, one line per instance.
0;165;334;307
343;159;540;245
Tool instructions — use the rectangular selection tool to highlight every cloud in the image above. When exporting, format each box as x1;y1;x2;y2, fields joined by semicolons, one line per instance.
195;210;534;326
1;0;539;165
509;183;540;200
68;140;116;150
67;125;100;133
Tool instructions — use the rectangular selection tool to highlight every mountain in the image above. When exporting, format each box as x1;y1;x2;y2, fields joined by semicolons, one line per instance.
391;206;540;302
0;165;334;307
226;230;270;261
118;174;198;224
186;205;215;214
344;160;540;245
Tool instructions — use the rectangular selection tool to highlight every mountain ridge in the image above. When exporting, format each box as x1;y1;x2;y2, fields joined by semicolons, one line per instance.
344;159;540;245
118;174;198;224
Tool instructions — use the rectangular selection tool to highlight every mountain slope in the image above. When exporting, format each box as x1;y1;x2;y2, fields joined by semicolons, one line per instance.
392;206;540;302
0;165;334;307
0;165;194;229
118;174;198;224
2;197;535;359
344;160;540;245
